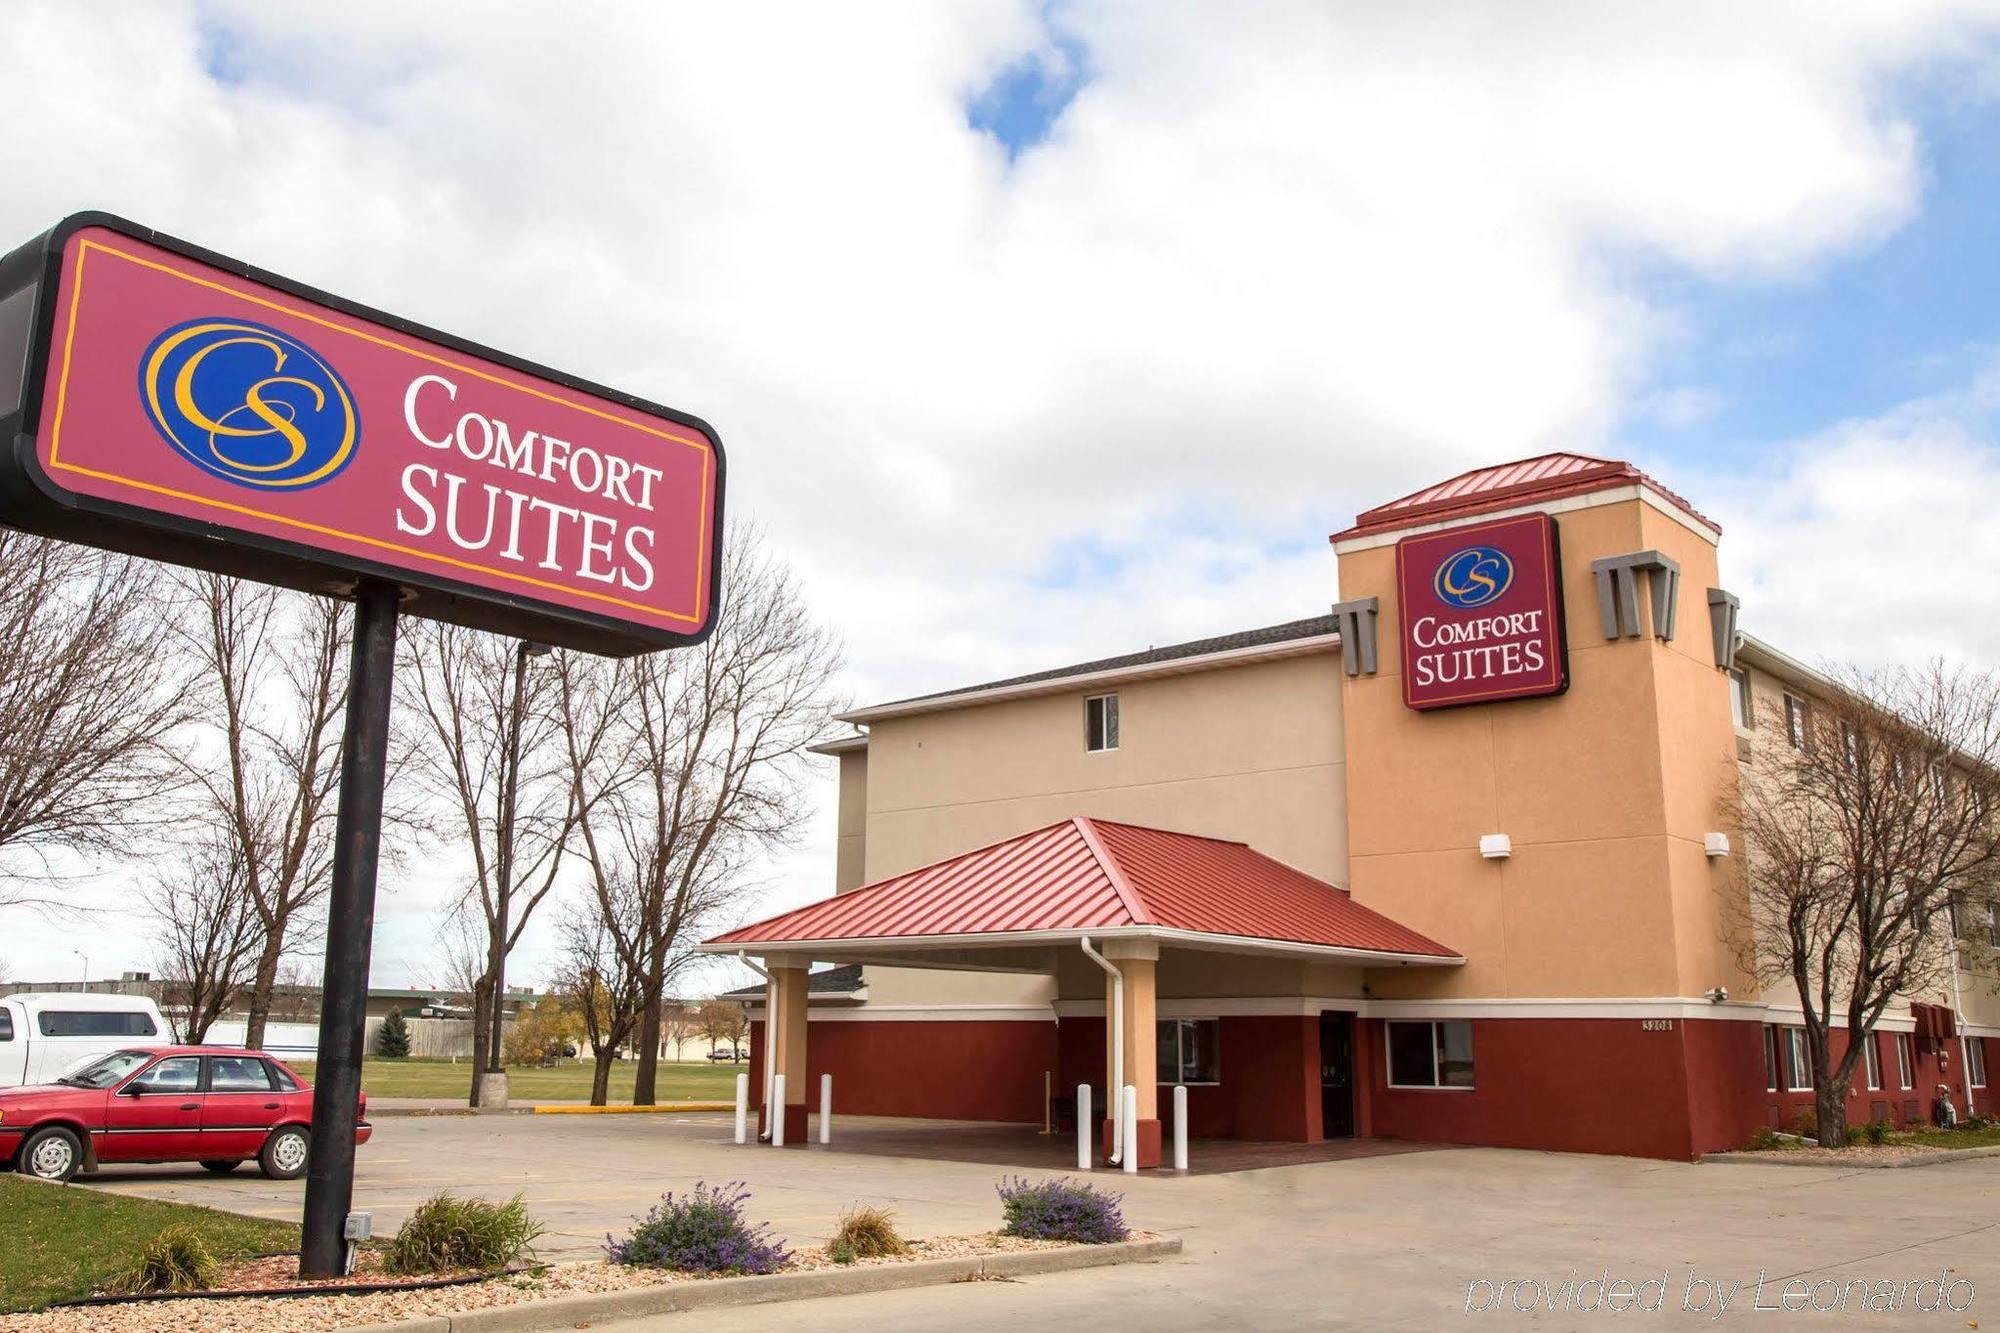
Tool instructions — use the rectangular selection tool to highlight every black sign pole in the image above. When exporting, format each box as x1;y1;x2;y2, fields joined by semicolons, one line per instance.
299;578;400;1278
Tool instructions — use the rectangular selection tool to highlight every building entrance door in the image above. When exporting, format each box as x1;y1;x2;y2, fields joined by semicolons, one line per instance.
1319;1011;1355;1139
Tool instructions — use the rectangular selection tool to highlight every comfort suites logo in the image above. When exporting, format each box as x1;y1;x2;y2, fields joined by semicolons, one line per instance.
1396;512;1567;711
139;317;360;491
1431;544;1514;610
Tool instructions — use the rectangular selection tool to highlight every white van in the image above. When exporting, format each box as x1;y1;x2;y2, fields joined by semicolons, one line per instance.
0;993;171;1087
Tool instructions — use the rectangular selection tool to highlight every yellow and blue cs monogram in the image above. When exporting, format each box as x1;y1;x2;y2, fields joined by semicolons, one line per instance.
139;318;359;490
1433;545;1514;610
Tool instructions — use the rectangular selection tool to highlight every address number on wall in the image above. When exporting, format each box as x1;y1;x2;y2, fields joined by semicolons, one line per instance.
1640;1019;1675;1032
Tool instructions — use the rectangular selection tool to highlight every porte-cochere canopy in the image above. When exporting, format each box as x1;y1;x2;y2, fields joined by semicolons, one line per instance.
701;817;1460;970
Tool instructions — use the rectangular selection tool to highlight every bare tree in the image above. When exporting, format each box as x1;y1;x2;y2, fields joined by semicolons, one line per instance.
555;531;841;1105
0;533;194;909
659;1002;700;1063
398;623;580;1103
699;997;749;1054
266;958;322;1025
553;894;647;1106
1732;661;2000;1146
174;573;349;1049
147;832;261;1043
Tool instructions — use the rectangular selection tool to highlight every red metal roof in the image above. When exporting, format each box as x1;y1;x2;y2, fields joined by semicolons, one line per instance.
1333;451;1718;542
706;818;1458;959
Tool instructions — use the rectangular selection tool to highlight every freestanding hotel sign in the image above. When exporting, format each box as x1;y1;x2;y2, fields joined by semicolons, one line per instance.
1396;511;1567;710
0;214;723;655
0;214;725;1275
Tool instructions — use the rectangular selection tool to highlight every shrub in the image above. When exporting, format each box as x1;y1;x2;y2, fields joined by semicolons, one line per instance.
384;1192;544;1275
1746;1126;1788;1151
376;1008;411;1059
112;1226;221;1294
606;1182;790;1275
996;1176;1129;1244
829;1240;857;1266
830;1204;909;1259
1860;1118;1892;1146
1790;1107;1820;1142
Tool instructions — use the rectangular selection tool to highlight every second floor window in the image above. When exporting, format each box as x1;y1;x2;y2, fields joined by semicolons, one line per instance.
1784;693;1807;749
1085;694;1119;752
1729;669;1752;729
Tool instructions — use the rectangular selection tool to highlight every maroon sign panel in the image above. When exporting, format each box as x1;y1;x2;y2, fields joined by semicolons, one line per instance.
1396;512;1567;711
0;214;723;654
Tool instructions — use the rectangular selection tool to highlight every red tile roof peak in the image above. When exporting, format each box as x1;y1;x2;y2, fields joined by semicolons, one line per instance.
1333;450;1718;542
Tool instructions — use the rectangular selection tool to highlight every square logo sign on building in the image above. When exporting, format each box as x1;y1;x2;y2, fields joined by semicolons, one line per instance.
1396;511;1568;711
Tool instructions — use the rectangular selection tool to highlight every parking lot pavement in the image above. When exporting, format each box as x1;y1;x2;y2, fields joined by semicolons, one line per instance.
77;1116;2000;1328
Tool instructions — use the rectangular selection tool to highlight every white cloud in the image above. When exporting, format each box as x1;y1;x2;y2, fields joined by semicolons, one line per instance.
1712;363;2000;667
0;0;1995;984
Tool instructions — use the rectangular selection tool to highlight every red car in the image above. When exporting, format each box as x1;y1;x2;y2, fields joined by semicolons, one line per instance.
0;1046;370;1183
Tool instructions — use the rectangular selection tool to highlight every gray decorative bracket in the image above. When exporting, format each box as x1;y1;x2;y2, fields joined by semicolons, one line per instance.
1590;550;1680;641
1707;588;1740;671
1330;596;1380;676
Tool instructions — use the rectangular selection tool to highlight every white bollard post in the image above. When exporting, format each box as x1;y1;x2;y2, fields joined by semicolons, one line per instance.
1076;1084;1093;1170
734;1073;748;1145
1173;1084;1188;1171
771;1073;786;1147
1121;1085;1139;1175
820;1073;833;1144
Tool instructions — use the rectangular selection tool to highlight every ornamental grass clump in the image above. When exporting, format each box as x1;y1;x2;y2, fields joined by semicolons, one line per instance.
384;1192;544;1275
606;1182;790;1275
995;1176;1129;1244
830;1204;909;1259
111;1225;222;1294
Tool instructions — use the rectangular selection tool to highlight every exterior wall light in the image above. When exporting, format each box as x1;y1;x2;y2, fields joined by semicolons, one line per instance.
1704;833;1730;858
1478;834;1512;859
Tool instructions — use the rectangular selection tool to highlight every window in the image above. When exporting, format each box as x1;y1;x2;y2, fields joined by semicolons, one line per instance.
37;1009;158;1038
269;1062;301;1091
1386;1020;1474;1089
1863;1033;1881;1091
1896;1033;1915;1090
1950;898;1968;940
130;1056;202;1093
1784;693;1807;749
208;1056;275;1092
1155;1018;1220;1085
1763;1027;1781;1092
0;1009;11;1042
59;1050;155;1088
1085;694;1119;752
1989;904;2000;949
1970;1039;1988;1090
1784;1028;1812;1091
1729;668;1753;729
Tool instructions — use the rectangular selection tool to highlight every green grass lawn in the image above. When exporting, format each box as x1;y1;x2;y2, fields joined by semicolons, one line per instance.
0;1176;297;1313
1889;1125;2000;1150
289;1057;746;1103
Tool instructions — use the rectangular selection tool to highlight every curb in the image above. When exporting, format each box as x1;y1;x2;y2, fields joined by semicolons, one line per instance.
340;1237;1180;1332
531;1102;733;1115
368;1103;734;1119
1700;1144;2000;1170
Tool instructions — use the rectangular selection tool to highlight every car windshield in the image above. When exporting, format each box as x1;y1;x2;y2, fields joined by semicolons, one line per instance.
57;1050;156;1088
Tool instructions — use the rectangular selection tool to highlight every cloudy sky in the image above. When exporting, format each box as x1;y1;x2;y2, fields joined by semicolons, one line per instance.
6;0;2000;994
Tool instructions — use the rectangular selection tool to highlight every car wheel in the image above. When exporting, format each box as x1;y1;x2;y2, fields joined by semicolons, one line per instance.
259;1126;309;1180
19;1127;82;1183
199;1159;243;1174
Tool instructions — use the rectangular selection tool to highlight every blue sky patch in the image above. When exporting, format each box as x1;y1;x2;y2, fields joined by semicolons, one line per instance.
967;27;1090;161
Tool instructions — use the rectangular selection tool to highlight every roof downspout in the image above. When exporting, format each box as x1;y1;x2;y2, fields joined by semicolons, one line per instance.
1079;935;1123;1166
1950;949;1974;1118
737;952;776;1142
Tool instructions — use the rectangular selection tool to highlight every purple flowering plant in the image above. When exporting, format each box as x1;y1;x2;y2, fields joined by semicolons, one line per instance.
995;1175;1129;1243
605;1181;792;1275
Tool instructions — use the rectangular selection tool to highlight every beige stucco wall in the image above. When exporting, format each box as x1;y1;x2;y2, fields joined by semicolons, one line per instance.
1337;495;1753;1002
833;749;868;894
860;650;1348;884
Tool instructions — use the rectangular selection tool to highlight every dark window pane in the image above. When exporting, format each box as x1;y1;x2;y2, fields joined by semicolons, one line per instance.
208;1056;274;1092
0;1010;12;1041
38;1010;158;1037
1436;1021;1474;1088
131;1056;202;1092
269;1062;300;1091
1387;1021;1438;1087
1184;1019;1219;1083
1155;1019;1177;1081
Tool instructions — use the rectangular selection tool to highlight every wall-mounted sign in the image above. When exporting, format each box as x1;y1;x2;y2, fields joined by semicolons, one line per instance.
1395;511;1567;711
0;213;723;654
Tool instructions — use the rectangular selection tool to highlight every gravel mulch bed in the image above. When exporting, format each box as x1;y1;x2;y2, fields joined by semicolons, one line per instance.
1732;1142;1955;1163
0;1232;1148;1333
